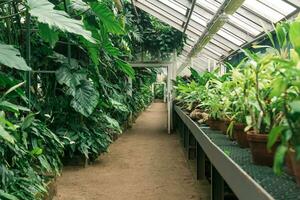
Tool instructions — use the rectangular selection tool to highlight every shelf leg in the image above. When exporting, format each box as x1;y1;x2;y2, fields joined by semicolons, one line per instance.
196;142;205;180
187;132;196;160
211;165;224;200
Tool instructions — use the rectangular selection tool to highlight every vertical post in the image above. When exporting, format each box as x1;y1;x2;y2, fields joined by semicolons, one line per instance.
211;165;224;200
127;77;132;97
25;10;31;108
167;64;172;134
196;142;205;180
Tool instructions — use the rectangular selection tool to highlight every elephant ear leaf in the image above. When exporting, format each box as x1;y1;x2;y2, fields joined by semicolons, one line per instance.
27;0;96;43
90;2;125;34
0;44;31;71
70;80;99;117
0;124;15;144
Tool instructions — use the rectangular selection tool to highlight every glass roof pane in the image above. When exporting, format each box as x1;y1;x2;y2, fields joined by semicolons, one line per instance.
258;0;296;16
205;46;222;56
243;0;284;22
157;0;187;15
228;15;261;36
196;0;223;12
217;28;245;46
191;12;208;26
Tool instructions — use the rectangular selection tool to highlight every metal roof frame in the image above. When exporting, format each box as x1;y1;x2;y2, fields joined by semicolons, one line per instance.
132;0;300;73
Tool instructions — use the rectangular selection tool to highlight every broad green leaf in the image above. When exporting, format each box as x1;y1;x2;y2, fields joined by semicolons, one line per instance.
70;80;99;117
31;147;43;155
290;21;300;56
0;44;31;71
81;38;99;66
270;78;287;97
90;2;125;34
70;0;89;11
267;126;284;149
273;145;288;175
275;22;288;48
27;0;96;43
289;100;300;113
0;125;15;144
0;101;30;113
38;23;59;48
56;66;87;88
21;113;35;130
115;59;135;78
103;114;121;133
0;190;18;200
109;98;128;112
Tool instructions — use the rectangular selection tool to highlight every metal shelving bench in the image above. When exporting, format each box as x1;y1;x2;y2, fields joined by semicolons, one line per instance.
174;106;300;200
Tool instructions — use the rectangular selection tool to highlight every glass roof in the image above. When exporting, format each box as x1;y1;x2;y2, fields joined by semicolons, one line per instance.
132;0;299;72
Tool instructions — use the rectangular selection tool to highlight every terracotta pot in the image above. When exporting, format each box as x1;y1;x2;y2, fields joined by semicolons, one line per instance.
289;148;300;186
209;119;223;131
247;131;279;166
234;123;249;148
286;151;294;176
220;120;230;135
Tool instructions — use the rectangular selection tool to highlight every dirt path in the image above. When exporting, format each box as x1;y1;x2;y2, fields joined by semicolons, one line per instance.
55;103;209;200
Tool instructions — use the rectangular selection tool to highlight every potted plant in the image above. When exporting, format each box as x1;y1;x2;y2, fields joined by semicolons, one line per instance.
223;65;250;145
243;48;284;166
267;17;300;184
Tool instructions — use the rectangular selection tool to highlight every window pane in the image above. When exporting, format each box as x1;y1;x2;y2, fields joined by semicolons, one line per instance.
243;0;284;22
217;28;245;46
157;0;187;15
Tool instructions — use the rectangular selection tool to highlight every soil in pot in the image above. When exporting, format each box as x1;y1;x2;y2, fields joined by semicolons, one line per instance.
234;123;249;148
289;148;300;186
247;131;279;166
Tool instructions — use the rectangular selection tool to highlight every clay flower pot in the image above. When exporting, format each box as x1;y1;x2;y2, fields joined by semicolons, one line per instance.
285;151;294;176
209;118;223;131
220;119;231;135
289;148;300;186
247;131;279;166
234;123;249;148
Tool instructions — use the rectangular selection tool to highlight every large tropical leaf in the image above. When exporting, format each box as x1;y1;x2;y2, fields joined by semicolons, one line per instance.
115;59;135;78
0;101;30;113
0;124;15;144
70;0;89;12
0;44;31;71
90;2;125;34
56;66;87;88
27;0;96;43
38;23;59;48
70;80;99;117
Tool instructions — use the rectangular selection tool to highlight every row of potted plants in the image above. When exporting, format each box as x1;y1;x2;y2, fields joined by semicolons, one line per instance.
174;15;300;186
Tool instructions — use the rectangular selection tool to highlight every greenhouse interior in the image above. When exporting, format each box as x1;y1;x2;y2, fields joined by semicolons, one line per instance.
1;0;300;199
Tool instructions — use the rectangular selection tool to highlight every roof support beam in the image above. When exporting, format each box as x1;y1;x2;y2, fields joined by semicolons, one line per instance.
133;0;183;32
183;0;197;33
177;0;245;74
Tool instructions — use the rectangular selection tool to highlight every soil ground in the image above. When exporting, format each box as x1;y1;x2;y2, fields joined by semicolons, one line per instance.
54;102;210;200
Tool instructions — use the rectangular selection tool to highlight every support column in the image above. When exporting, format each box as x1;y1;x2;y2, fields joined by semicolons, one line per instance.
196;143;206;180
211;165;224;200
167;64;172;134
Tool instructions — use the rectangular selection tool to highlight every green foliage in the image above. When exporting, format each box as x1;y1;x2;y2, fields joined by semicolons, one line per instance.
28;0;96;43
0;44;31;71
0;0;181;198
174;15;300;175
